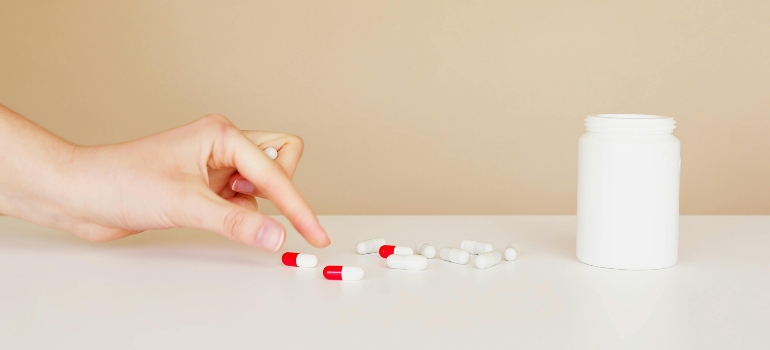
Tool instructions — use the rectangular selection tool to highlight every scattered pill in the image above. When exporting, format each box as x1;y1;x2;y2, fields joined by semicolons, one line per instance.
356;238;386;255
264;147;278;160
504;244;519;261
323;266;364;281
415;241;436;259
460;240;494;255
281;252;318;268
474;251;502;269
387;255;428;270
379;245;414;258
439;247;470;265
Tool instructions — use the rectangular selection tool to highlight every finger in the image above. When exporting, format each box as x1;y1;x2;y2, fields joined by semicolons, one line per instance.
242;131;304;179
210;167;237;196
231;132;304;197
229;173;265;198
227;192;259;211
188;194;284;251
213;128;329;247
219;182;238;199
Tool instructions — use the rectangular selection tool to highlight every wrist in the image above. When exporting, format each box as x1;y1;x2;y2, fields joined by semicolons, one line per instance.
0;105;79;226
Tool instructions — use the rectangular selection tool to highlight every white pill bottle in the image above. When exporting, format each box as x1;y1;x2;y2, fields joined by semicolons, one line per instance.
577;114;680;270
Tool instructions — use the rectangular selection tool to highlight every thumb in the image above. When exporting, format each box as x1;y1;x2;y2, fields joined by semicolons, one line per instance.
187;195;286;251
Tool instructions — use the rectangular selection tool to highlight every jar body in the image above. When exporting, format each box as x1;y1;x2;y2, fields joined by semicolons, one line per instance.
577;119;680;270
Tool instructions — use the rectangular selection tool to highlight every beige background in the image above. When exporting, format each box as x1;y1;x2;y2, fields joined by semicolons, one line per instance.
1;1;768;215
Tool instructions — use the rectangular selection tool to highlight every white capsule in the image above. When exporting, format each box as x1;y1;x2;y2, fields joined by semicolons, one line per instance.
474;251;502;269
460;240;494;254
387;255;428;270
439;247;470;265
415;241;436;259
504;244;519;261
356;238;386;254
264;147;278;160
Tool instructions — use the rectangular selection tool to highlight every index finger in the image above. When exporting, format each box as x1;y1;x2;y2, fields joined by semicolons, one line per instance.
242;131;304;179
221;130;330;247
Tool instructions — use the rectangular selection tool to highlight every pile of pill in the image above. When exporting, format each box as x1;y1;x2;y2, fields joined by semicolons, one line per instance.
281;237;519;281
269;135;523;280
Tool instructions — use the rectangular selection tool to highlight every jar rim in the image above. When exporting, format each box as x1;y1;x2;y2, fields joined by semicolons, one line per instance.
589;114;674;120
585;114;676;134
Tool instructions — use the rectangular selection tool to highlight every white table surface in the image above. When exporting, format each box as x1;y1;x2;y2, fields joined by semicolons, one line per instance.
1;216;769;349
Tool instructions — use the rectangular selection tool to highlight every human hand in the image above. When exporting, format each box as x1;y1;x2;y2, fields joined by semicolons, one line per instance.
0;109;329;251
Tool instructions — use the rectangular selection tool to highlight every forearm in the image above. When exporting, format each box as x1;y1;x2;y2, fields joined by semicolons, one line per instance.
0;104;76;222
0;105;327;248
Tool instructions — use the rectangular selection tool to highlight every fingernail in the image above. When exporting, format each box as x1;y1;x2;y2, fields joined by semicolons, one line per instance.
256;221;285;251
232;179;255;193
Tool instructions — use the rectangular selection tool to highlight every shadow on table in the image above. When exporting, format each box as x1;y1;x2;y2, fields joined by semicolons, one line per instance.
0;217;266;267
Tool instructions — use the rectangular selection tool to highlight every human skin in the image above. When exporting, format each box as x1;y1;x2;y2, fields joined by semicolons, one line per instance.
0;104;330;251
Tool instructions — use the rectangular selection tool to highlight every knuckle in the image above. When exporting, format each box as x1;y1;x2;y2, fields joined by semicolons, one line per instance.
289;134;304;149
217;123;240;143
205;121;243;166
199;113;233;127
222;209;252;241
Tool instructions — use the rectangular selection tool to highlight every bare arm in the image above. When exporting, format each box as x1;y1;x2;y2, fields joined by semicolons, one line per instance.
0;104;330;250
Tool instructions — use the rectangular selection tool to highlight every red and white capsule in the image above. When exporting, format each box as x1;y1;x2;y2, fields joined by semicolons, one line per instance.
379;245;414;258
322;266;364;281
281;252;318;268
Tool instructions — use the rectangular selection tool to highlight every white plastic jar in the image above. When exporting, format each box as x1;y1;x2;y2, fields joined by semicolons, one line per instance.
577;114;680;270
